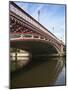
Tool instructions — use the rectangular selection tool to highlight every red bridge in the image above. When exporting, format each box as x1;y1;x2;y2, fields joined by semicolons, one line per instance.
10;2;65;56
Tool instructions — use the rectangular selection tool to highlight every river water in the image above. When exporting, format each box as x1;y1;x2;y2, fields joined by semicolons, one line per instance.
10;56;66;89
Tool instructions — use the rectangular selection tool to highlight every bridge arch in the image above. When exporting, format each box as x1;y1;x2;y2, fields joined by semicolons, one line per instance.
10;38;61;56
10;2;65;57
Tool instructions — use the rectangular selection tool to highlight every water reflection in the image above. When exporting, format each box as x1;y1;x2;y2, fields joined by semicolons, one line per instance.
10;56;66;89
54;61;65;85
10;49;31;71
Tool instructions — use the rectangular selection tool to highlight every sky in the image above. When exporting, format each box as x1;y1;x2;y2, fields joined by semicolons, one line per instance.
15;1;66;43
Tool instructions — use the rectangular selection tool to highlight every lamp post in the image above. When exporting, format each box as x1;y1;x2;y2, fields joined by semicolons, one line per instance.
38;10;40;22
53;26;54;34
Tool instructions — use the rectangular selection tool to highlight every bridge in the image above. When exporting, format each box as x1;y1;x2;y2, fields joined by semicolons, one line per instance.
10;2;65;57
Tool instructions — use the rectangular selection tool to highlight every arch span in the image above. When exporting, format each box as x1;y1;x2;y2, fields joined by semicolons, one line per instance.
10;39;61;56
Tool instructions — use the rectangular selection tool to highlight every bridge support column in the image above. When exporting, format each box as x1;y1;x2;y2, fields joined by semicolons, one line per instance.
15;48;18;70
59;44;64;56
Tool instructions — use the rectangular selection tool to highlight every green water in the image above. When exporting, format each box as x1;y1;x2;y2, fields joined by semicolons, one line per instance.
10;56;66;89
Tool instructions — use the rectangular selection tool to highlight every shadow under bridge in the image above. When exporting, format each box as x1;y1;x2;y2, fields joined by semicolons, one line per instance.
10;39;58;56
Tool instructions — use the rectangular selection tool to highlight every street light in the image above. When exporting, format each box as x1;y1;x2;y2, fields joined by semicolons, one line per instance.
38;10;40;22
52;26;54;34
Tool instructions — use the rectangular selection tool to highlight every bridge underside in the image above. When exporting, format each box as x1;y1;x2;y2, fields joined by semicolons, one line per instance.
10;40;58;56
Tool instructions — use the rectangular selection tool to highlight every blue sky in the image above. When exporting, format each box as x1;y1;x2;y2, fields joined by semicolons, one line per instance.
15;2;66;43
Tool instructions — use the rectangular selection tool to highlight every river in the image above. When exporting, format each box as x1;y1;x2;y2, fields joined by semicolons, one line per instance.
10;56;66;89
